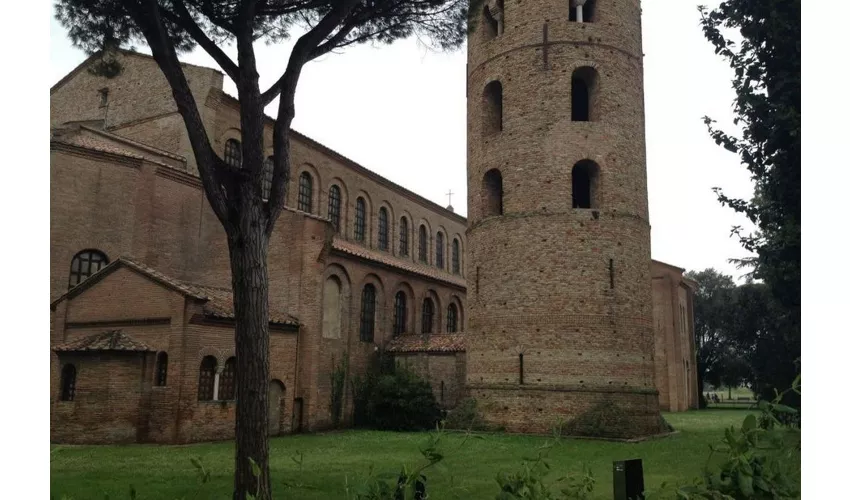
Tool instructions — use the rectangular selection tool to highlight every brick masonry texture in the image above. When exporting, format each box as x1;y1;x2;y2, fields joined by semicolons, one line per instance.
49;29;695;443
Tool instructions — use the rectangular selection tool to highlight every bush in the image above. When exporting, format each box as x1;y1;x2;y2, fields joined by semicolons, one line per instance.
443;398;491;431
561;401;673;439
352;359;441;432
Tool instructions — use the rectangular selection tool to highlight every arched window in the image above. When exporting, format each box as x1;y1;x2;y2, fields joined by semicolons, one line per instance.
393;291;407;336
571;66;598;122
569;0;596;23
435;232;444;269
322;276;342;339
482;169;504;217
262;156;274;200
451;239;461;275
418;225;428;263
399;217;409;256
422;298;434;334
155;352;168;387
197;356;216;401
483;81;503;135
359;284;377;342
60;364;76;401
328;185;342;231
378;208;389;251
354;197;367;242
297;172;313;213
219;357;236;400
69;249;109;289
446;303;459;333
483;1;504;38
224;139;242;168
571;160;600;208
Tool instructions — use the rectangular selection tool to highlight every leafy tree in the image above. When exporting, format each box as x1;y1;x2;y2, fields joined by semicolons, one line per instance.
55;1;471;498
698;0;800;405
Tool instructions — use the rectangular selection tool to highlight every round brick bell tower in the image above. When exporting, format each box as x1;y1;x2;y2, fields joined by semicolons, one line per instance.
464;0;665;436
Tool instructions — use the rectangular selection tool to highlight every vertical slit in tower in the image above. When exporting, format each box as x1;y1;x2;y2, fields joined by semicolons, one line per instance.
519;353;525;384
542;23;549;70
609;258;614;289
476;266;480;297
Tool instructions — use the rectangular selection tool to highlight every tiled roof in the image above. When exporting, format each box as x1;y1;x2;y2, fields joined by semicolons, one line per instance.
53;330;154;352
53;135;144;159
191;284;300;326
385;333;466;353
332;238;467;288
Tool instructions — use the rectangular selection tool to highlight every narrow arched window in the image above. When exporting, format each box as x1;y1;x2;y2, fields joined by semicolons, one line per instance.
354;197;366;242
378;208;389;251
399;217;409;256
483;81;503;135
219;357;236;400
297;172;313;213
571;66;599;122
422;298;435;334
572;160;600;208
155;352;168;387
436;232;444;269
262;156;274;200
446;303;459;333
198;356;216;401
393;291;407;336
452;239;461;274
224;139;242;168
483;1;504;38
482;169;504;217
328;185;342;231
60;364;77;401
69;249;109;289
418;225;428;263
569;0;596;23
360;284;377;342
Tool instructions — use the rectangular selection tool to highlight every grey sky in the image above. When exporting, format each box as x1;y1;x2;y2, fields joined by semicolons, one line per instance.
49;0;755;280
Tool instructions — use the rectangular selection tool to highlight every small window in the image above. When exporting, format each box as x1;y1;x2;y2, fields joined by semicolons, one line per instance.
378;208;389;251
447;303;459;333
60;364;77;401
399;217;409;256
451;239;461;275
98;88;109;107
571;66;599;122
328;185;342;231
571;160;600;208
422;298;434;334
354;197;366;242
418;225;428;263
262;156;274;200
436;232;444;269
219;357;236;400
393;291;407;336
482;169;504;217
483;81;503;135
569;0;596;23
155;352;168;387
482;1;504;39
224;139;242;168
360;284;377;342
297;172;313;213
198;356;217;401
69;250;109;289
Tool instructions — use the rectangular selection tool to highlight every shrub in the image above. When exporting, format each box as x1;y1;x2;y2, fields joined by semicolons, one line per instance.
561;400;673;439
352;359;442;432
443;398;491;431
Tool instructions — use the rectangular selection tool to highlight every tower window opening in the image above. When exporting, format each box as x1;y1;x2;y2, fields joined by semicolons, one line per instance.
569;0;596;23
482;81;503;135
482;169;504;217
482;1;505;39
571;66;598;122
571;160;600;209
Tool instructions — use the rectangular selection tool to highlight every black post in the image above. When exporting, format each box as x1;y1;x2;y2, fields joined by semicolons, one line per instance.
613;459;644;500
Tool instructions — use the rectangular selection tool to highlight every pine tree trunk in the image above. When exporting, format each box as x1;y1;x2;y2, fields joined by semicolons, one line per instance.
228;204;272;500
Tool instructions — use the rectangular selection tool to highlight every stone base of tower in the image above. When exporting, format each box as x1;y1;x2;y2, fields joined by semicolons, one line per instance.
466;384;669;438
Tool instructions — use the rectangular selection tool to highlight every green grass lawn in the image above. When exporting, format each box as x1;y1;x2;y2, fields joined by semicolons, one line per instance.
51;410;762;499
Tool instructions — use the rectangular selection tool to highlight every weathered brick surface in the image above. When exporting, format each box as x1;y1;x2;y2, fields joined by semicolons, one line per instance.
395;352;467;408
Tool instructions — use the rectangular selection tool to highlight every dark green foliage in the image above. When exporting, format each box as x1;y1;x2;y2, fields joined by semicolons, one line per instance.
697;0;800;409
330;353;349;428
561;401;672;440
368;367;442;432
443;398;491;431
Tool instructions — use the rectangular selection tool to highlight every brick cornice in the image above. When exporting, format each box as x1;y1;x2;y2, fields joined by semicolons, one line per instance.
51;141;144;169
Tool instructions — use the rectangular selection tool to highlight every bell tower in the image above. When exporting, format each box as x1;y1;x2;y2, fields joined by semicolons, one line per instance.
465;0;665;436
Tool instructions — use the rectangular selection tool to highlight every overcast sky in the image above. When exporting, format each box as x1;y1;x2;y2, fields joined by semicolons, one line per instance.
49;0;755;280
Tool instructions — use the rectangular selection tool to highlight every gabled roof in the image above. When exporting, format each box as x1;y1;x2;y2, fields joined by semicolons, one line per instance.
53;330;154;353
50;257;299;327
331;238;466;289
385;333;466;353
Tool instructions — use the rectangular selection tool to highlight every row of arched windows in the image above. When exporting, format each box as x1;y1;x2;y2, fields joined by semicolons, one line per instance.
58;352;169;402
482;1;597;40
198;355;237;401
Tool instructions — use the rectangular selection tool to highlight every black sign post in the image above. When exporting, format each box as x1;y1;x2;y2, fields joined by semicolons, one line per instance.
613;459;645;500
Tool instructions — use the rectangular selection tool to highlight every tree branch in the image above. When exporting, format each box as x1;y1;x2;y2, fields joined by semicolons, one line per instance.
164;1;240;82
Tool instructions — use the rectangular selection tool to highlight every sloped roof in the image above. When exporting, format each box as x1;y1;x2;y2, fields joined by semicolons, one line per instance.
385;333;466;353
53;330;154;353
191;284;299;326
331;238;466;289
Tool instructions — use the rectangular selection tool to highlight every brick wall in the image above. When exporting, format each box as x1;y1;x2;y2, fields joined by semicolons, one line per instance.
395;352;467;408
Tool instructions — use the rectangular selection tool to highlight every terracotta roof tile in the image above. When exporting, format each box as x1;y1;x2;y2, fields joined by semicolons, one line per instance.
190;284;300;326
55;135;144;159
385;333;466;353
53;330;154;352
332;238;466;288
